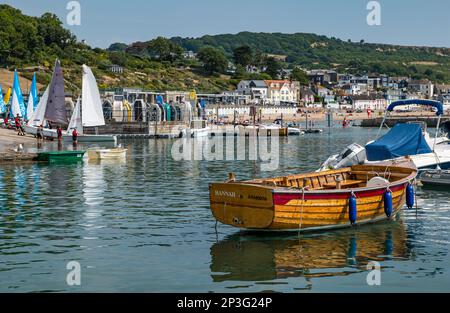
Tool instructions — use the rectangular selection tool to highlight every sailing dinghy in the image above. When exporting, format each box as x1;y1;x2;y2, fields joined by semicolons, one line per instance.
25;61;117;143
65;65;116;143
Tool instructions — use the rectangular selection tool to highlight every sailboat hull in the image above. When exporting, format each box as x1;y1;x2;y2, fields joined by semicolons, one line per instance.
25;125;117;143
72;134;117;143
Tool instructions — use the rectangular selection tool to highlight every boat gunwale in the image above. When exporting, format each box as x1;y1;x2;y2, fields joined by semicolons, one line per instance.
214;164;417;196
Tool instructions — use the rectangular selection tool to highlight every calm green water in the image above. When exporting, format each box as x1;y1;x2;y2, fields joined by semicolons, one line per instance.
1;127;450;292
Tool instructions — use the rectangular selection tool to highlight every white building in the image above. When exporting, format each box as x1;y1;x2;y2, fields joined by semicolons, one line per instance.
265;80;299;105
236;80;268;101
349;95;387;111
409;80;434;99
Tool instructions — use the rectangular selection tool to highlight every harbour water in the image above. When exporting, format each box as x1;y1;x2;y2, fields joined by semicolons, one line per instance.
1;127;450;292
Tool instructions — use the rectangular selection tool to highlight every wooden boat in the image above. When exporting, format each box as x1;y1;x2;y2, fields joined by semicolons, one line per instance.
209;160;417;232
87;147;127;160
238;125;289;137
36;150;85;163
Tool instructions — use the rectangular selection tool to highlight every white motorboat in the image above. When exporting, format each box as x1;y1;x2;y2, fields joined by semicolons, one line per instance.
187;120;209;138
87;147;127;160
319;100;450;171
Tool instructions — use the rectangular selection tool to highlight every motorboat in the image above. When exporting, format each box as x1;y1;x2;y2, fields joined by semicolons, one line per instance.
238;124;289;137
319;100;450;171
187;120;209;138
419;169;450;187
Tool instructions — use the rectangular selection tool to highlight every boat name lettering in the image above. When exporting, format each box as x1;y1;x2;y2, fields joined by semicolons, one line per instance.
248;195;267;201
215;190;236;198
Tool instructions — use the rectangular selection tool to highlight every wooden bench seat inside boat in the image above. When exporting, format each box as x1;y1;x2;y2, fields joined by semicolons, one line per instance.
322;180;365;189
255;164;414;191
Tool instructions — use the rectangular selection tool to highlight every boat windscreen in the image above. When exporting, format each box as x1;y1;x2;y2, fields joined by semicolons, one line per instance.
366;123;432;162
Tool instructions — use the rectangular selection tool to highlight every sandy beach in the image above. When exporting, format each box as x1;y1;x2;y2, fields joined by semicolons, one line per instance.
0;127;36;152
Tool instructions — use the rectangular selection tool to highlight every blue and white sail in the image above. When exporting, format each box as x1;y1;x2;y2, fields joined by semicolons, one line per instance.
10;70;26;118
26;73;39;120
0;84;5;114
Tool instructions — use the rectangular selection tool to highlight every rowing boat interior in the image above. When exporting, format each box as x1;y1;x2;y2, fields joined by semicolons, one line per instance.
243;165;416;191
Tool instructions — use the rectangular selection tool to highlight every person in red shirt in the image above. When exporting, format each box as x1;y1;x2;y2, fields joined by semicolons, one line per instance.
72;128;78;143
14;114;20;130
57;125;63;141
15;114;25;136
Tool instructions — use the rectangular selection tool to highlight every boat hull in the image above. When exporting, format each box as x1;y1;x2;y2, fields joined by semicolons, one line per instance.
210;183;408;231
36;151;85;163
420;170;450;186
72;135;117;143
25;125;117;143
209;164;416;232
87;148;127;160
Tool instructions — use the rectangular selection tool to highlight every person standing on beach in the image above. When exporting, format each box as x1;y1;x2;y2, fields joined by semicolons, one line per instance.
15;114;25;136
37;124;44;146
14;114;21;134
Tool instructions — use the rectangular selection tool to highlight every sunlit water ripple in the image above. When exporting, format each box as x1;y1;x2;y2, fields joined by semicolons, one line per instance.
1;127;449;292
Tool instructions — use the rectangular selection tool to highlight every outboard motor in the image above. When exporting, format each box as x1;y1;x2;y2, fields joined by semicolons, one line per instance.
318;143;366;172
441;121;450;139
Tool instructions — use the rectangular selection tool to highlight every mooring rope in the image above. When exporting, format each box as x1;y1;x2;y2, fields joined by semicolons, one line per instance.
298;187;306;235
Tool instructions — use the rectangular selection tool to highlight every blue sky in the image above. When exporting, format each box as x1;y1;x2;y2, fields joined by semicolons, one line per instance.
2;0;449;48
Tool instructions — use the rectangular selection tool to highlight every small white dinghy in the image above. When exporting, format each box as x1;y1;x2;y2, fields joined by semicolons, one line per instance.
87;147;127;160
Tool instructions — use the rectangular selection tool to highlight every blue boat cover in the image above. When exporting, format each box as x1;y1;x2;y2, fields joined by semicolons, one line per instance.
366;123;432;161
387;99;443;116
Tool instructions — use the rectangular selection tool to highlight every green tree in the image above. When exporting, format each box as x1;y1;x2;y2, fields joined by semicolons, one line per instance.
265;57;281;79
197;46;228;74
108;42;128;52
109;51;127;67
38;13;74;48
147;37;183;62
233;45;253;67
290;67;309;85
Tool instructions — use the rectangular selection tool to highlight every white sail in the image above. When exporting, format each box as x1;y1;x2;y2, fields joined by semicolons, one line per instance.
81;65;105;127
29;86;49;126
67;97;83;134
27;94;34;121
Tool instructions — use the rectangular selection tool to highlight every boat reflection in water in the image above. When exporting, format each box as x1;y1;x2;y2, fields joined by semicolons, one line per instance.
210;220;410;283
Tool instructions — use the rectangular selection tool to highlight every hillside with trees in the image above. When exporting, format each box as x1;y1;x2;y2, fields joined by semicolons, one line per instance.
2;4;450;96
170;32;450;83
0;5;233;93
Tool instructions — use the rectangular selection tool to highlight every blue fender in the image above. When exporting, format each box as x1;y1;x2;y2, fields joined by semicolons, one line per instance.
349;194;357;225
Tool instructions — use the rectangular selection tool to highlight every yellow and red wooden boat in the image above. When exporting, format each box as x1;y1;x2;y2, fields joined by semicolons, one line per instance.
209;160;417;232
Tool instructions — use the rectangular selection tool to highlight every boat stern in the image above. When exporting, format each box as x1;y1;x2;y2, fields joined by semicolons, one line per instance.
209;182;275;229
